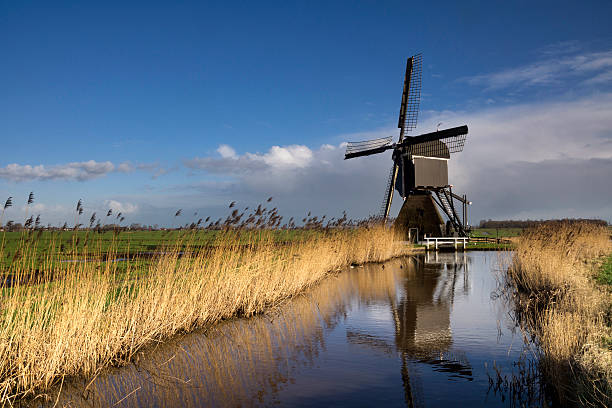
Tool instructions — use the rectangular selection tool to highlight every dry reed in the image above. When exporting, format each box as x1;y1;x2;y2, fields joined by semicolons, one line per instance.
0;226;408;405
46;258;408;407
508;222;612;407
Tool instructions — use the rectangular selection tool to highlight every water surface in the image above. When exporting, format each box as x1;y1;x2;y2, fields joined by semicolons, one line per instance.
46;251;543;407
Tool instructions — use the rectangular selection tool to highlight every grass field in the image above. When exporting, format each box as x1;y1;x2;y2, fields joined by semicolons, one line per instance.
465;242;514;250
0;229;327;270
469;227;523;238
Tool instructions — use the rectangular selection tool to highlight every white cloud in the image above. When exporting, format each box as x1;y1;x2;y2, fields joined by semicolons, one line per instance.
538;40;582;56
20;203;47;213
117;162;134;172
181;138;392;219
584;70;612;85
104;200;139;214
0;160;169;182
425;94;612;220
258;145;313;168
217;144;237;159
0;160;115;182
436;93;612;168
185;144;315;173
465;49;612;90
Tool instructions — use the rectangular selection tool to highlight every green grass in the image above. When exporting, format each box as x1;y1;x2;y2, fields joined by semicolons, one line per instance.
596;254;612;286
470;228;523;238
466;242;514;250
0;229;338;270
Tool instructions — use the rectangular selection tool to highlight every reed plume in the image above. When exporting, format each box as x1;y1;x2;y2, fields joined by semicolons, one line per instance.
23;192;34;228
0;196;12;227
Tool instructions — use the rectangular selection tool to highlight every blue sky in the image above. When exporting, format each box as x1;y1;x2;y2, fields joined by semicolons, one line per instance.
1;1;612;226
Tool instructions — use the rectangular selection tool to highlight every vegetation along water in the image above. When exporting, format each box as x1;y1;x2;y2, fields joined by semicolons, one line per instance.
0;215;409;404
38;251;546;407
505;222;612;407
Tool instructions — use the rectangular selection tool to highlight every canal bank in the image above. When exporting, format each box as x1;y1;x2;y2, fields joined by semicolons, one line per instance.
506;222;612;407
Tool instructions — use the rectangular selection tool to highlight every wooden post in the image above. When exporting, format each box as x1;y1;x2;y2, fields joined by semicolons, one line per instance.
462;194;467;231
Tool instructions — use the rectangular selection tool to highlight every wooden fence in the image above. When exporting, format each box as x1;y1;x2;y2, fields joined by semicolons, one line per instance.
468;236;512;245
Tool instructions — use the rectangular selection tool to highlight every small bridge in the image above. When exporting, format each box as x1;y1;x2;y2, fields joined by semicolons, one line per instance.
424;237;468;251
423;236;513;251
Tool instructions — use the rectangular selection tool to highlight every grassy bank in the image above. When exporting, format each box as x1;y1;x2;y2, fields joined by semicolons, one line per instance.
507;222;612;406
470;227;523;238
0;226;409;404
466;242;514;250
597;254;612;286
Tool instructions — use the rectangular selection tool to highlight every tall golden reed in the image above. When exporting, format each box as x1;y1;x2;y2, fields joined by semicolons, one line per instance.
49;258;408;407
0;226;408;404
508;222;612;407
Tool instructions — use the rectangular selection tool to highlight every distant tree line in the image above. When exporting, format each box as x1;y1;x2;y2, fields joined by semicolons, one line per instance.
478;219;608;229
0;222;145;232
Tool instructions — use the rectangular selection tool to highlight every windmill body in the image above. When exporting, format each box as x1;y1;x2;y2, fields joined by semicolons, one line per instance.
344;54;471;239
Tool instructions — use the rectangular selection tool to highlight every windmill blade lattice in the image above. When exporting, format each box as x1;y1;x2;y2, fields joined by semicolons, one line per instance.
345;136;393;157
379;164;397;218
409;133;467;158
398;53;422;134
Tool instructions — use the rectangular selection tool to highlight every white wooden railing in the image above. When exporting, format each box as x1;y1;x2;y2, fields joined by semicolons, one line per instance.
424;237;468;250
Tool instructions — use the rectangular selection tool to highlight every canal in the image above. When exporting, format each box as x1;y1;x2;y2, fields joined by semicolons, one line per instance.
44;251;545;407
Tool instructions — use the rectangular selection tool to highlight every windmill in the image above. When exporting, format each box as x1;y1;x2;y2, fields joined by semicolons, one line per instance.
344;54;471;238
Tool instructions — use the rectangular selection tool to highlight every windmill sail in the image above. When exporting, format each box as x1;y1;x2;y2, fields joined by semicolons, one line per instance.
398;53;422;134
379;165;397;218
407;125;468;158
382;54;423;221
344;136;393;159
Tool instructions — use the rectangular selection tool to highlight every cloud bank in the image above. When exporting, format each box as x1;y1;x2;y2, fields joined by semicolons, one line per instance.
0;160;169;182
5;94;609;224
0;160;119;182
183;92;612;222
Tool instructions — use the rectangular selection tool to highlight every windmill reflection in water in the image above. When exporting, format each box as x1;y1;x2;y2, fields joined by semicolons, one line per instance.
346;253;473;407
